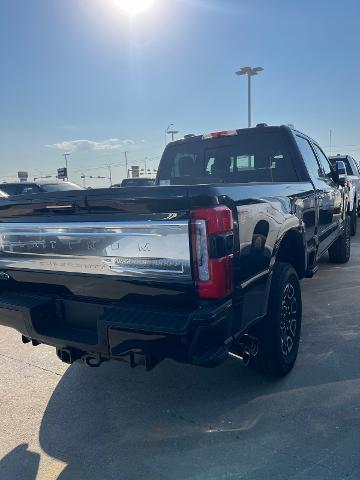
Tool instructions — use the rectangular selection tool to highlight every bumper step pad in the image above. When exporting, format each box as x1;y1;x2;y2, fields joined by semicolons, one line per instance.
102;305;191;335
0;291;54;336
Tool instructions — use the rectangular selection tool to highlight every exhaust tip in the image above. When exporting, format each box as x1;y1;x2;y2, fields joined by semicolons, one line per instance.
56;347;82;365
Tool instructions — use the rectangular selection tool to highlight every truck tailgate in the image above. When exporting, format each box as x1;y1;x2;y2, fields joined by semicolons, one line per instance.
0;188;196;306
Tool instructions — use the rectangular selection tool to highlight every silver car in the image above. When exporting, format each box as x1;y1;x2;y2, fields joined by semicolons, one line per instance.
330;154;360;236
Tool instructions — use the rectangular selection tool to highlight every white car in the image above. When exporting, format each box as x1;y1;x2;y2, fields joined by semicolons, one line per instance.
330;154;360;236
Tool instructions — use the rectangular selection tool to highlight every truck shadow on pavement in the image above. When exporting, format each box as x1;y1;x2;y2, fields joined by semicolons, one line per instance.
37;359;281;479
37;339;360;480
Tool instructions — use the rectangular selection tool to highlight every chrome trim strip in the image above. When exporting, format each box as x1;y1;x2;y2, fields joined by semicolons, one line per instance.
2;232;161;237
107;267;186;276
45;205;73;209
0;221;188;230
240;269;269;289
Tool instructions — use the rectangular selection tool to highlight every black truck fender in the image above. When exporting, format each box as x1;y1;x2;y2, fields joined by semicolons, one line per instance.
271;227;307;280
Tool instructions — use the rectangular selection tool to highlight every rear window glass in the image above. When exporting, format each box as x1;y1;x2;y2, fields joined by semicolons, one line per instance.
121;178;155;187
20;185;41;194
330;157;354;176
158;131;298;184
40;183;83;192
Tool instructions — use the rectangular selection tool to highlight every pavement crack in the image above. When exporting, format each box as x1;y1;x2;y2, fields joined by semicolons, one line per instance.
0;352;63;377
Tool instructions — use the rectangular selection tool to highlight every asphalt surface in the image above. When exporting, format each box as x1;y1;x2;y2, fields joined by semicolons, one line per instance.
1;235;360;479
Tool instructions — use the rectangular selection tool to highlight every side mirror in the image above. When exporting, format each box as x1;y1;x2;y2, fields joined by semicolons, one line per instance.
335;160;347;186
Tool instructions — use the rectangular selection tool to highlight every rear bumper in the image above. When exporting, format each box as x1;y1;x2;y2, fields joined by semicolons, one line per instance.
0;290;233;368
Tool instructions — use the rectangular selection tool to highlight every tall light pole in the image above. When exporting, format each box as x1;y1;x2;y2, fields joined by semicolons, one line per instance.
169;128;179;142
235;66;264;127
106;165;113;186
165;124;173;146
81;173;86;188
165;123;179;145
123;151;129;178
62;153;71;180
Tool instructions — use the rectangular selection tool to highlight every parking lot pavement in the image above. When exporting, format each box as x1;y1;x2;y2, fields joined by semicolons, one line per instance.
1;239;360;480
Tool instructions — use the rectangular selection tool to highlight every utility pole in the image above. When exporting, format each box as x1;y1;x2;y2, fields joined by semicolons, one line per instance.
235;66;264;127
144;157;148;175
81;174;86;188
107;165;113;186
62;153;71;180
123;151;129;178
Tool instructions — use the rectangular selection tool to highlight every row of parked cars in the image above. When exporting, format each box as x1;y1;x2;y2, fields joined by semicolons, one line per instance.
0;124;357;384
0;181;83;197
0;178;156;197
329;154;360;236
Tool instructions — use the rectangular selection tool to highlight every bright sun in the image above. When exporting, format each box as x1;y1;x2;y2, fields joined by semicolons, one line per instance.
115;0;155;15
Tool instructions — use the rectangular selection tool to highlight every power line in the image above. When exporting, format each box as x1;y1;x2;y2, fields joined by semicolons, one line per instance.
72;154;161;175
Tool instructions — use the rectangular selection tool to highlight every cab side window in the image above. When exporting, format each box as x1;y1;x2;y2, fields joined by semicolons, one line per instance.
296;135;321;180
313;144;333;179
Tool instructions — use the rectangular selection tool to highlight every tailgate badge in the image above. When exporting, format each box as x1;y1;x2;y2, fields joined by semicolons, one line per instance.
0;272;10;281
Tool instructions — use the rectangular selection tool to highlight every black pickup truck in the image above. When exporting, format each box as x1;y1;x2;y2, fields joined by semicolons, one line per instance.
0;125;351;376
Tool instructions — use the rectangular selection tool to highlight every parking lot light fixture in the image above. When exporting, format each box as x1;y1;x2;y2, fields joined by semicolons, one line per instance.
165;123;179;144
235;66;264;127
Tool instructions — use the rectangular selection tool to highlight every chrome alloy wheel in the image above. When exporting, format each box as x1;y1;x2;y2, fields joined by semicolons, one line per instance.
280;283;298;357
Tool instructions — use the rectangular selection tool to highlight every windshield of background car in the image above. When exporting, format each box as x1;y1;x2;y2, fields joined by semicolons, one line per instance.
40;183;84;192
158;131;299;184
0;184;21;195
0;183;43;195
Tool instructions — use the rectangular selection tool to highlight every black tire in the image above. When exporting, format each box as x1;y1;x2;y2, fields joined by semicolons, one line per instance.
350;205;357;236
328;214;351;263
249;262;302;377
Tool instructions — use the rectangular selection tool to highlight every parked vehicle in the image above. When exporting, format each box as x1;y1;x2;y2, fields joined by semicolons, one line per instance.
329;154;360;235
0;181;84;196
112;178;155;188
0;125;351;378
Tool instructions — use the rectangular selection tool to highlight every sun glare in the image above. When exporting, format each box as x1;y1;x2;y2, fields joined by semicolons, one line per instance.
115;0;155;15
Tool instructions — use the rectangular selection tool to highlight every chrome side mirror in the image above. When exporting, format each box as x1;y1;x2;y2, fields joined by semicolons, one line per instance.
336;160;347;187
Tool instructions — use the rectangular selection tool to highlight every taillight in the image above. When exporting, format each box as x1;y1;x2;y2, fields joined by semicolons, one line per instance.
191;206;234;300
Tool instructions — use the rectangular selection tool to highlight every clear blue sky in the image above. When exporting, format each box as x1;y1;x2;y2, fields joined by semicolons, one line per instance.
1;0;360;186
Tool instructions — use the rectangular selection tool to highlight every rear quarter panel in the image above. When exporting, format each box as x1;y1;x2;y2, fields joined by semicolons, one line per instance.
186;182;315;332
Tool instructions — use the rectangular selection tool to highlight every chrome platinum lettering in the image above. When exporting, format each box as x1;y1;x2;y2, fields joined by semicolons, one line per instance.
0;221;191;281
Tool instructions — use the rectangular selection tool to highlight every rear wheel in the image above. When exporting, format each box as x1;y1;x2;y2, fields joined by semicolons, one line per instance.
249;262;302;377
328;214;351;263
